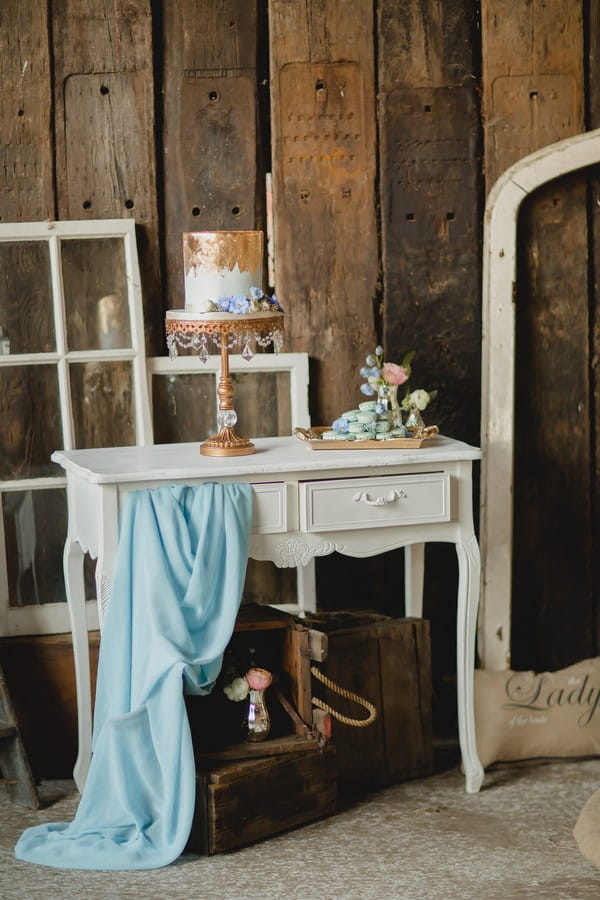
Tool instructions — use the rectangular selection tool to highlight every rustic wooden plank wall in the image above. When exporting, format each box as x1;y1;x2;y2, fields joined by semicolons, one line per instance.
2;0;600;771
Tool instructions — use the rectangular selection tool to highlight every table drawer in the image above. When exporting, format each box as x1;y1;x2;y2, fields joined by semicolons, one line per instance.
299;473;450;532
251;482;287;533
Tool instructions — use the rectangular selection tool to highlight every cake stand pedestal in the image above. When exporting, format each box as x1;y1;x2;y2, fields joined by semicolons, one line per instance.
165;311;284;457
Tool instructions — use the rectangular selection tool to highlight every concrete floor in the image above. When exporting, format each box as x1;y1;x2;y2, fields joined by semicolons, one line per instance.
3;757;600;899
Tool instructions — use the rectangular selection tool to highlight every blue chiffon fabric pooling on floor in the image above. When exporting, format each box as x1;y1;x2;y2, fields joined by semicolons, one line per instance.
15;482;253;870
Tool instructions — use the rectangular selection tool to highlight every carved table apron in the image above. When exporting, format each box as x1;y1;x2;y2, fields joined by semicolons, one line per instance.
51;434;483;794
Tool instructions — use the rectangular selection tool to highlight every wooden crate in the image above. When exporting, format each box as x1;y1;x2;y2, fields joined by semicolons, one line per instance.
306;612;433;794
185;604;337;853
188;744;337;855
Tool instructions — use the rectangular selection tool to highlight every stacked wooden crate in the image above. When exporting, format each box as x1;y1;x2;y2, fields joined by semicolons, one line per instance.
185;604;336;855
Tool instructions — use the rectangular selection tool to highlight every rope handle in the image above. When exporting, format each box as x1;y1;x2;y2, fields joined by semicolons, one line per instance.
310;665;377;728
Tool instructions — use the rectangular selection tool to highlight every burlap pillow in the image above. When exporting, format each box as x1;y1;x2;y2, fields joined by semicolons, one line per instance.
475;657;600;768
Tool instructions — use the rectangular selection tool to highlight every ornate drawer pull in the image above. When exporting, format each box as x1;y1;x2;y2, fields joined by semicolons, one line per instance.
352;489;407;507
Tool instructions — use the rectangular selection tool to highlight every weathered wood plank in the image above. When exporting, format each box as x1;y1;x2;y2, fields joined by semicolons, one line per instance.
161;0;261;312
269;0;378;426
481;0;584;189
378;0;481;446
51;0;162;354
0;3;54;221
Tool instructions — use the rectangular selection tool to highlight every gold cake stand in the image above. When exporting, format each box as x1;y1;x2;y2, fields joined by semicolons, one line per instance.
165;310;284;456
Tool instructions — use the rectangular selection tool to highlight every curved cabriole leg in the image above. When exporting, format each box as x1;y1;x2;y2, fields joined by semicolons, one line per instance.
456;533;485;794
64;537;92;791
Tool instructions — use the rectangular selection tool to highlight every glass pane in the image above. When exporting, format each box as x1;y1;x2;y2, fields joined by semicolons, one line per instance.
61;237;131;351
0;365;62;479
70;360;136;448
232;371;292;437
151;372;216;443
0;240;55;353
3;489;67;607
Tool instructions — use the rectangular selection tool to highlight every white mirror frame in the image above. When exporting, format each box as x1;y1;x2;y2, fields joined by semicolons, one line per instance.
480;127;600;670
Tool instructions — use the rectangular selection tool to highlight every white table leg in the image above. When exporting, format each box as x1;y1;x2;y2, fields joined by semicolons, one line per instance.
404;542;425;617
455;533;484;794
63;536;92;792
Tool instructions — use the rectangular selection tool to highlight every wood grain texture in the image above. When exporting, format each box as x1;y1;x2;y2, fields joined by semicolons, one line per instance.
161;0;261;312
51;0;162;353
269;0;378;426
481;0;584;189
0;3;54;221
200;744;336;854
312;615;433;792
378;0;482;447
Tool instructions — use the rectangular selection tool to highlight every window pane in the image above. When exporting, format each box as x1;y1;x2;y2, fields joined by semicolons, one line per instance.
3;489;67;607
0;365;62;479
232;371;292;437
70;360;136;448
151;372;216;443
61;237;131;351
0;241;55;353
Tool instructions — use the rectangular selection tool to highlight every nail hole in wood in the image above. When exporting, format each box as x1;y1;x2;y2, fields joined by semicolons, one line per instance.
231;205;241;216
300;190;310;202
208;90;219;102
192;207;200;216
446;211;455;220
125;199;134;210
82;200;92;210
17;109;24;116
529;90;538;99
424;104;431;112
406;213;415;221
315;79;327;92
100;85;109;95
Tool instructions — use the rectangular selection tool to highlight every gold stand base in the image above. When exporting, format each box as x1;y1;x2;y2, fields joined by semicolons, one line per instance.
200;427;255;457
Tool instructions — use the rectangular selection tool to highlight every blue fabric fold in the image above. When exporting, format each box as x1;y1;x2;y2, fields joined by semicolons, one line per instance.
15;481;253;870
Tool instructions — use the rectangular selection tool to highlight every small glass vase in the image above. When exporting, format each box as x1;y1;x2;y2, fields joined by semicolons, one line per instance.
244;688;270;741
405;406;425;430
376;382;402;428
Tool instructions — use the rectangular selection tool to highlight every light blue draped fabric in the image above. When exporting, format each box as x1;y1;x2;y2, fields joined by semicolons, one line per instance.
15;481;253;870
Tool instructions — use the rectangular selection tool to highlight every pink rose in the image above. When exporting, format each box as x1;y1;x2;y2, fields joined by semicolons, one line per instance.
245;667;272;690
382;363;409;386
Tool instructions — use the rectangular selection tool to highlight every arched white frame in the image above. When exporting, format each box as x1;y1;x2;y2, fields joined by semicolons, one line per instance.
480;128;600;670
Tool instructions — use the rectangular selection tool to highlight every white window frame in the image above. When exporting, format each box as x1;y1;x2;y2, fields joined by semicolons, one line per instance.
0;219;152;636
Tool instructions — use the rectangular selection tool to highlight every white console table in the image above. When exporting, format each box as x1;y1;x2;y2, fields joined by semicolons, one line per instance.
51;433;484;793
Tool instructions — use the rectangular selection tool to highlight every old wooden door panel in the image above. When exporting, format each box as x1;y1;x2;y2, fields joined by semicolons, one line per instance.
481;0;584;190
0;2;54;221
51;0;162;354
162;0;261;313
269;0;378;426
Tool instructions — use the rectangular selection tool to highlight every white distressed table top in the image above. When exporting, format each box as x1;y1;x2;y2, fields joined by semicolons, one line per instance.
51;434;481;485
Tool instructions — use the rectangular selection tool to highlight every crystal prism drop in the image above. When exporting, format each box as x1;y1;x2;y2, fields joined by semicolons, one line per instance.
241;341;254;361
198;339;209;363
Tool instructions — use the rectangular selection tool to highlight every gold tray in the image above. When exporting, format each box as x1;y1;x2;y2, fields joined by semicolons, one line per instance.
294;425;439;450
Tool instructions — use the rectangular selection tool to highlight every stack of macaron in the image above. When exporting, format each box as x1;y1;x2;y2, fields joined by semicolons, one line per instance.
320;400;409;441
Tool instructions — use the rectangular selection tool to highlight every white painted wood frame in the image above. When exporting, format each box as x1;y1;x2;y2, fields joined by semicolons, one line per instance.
0;219;152;636
480;128;600;670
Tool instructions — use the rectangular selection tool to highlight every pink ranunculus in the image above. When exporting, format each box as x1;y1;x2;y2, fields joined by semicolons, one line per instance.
382;363;409;386
245;667;273;690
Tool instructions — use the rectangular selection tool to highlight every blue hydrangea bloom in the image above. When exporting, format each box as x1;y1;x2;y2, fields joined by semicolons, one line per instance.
332;417;350;434
270;294;283;311
375;345;383;356
230;295;251;314
249;286;264;300
360;383;375;396
215;297;233;312
365;355;377;367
